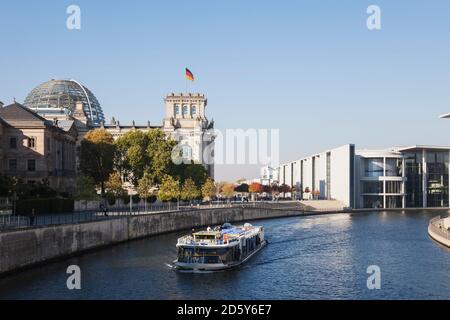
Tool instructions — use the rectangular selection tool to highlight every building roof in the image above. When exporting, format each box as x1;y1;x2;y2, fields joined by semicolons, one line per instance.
56;119;76;132
0;102;51;125
395;145;450;152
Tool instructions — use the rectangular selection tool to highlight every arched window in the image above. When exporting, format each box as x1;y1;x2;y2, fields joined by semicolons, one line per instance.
191;105;197;116
182;105;189;115
174;105;180;115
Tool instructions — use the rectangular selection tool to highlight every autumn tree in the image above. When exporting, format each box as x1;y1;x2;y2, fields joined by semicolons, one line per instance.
105;171;126;198
201;178;217;201
180;178;201;203
220;183;235;199
249;182;263;194
157;175;180;202
80;129;115;196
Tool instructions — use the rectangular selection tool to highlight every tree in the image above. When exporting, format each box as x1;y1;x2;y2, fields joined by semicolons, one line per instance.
201;178;217;201
235;183;249;193
105;171;126;198
80;129;115;196
147;129;178;184
114;130;152;187
157;175;180;202
115;129;179;187
249;182;263;194
74;175;98;200
279;184;291;196
220;183;235;199
137;172;154;211
181;163;208;187
181;178;201;203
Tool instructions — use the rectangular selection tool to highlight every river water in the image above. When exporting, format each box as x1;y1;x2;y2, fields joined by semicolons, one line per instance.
0;210;449;299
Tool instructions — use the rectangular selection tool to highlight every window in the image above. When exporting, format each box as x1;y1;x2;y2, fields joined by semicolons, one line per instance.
8;159;17;171
182;105;189;115
174;105;180;115
9;137;17;149
362;181;383;193
364;158;384;177
27;159;36;172
385;158;402;176
191;105;197;115
27;137;36;149
386;181;402;194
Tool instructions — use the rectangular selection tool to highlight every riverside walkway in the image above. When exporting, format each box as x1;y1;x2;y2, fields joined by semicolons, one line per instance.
0;201;336;232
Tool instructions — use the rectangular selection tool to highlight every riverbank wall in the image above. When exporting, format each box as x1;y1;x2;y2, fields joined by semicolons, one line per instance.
0;206;321;276
428;216;450;248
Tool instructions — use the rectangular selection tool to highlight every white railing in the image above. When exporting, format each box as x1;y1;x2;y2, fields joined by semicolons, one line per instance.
429;216;450;240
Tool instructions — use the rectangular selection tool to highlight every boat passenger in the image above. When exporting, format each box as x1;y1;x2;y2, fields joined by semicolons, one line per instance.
207;226;212;232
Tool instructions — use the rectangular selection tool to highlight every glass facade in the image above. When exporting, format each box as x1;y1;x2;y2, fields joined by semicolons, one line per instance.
426;151;449;207
363;195;383;208
385;158;403;176
364;158;384;177
404;152;423;208
362;181;383;194
24;79;105;125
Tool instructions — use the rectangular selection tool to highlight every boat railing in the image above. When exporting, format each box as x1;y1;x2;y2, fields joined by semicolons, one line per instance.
429;216;450;240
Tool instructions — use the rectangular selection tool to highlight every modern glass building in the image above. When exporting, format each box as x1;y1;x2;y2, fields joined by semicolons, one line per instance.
23;79;105;125
271;144;450;209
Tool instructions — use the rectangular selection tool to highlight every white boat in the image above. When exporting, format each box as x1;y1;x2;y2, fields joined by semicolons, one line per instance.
174;222;267;271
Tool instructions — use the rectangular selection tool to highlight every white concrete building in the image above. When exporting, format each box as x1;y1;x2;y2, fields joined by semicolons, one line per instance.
270;144;450;209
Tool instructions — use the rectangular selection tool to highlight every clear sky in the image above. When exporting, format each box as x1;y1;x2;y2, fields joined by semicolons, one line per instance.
1;0;449;181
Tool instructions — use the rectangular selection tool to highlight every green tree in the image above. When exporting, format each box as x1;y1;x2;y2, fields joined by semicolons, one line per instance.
80;129;115;196
137;171;154;211
182;163;208;187
235;183;249;193
157;175;180;202
181;178;201;202
201;178;217;201
115;130;151;187
105;171;126;198
74;175;98;200
147;129;178;184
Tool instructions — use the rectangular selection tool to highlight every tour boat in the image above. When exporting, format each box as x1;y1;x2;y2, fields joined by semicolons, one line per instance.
174;222;267;271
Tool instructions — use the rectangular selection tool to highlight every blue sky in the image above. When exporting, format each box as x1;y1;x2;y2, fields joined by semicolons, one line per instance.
1;1;450;181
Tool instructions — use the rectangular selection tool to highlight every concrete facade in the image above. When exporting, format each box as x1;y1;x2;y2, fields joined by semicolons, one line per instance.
269;144;450;209
0;103;78;193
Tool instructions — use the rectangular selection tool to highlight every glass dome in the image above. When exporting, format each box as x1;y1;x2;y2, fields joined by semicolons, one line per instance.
24;79;105;125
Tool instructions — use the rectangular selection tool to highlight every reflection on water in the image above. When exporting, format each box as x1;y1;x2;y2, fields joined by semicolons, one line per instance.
0;211;449;299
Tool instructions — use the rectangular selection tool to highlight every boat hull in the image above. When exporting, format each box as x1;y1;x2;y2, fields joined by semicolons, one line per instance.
174;240;267;272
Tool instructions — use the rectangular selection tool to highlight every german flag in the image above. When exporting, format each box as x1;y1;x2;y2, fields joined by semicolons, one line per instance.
185;68;194;81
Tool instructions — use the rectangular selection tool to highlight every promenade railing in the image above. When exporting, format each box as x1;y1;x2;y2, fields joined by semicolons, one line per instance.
0;200;342;232
429;216;450;240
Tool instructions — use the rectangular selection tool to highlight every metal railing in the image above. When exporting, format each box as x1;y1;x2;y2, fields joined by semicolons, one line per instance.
429;216;450;240
0;200;333;233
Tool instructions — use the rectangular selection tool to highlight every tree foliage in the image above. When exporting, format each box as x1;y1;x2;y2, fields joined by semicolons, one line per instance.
157;175;180;202
220;183;235;198
137;171;154;200
180;178;201;202
105;171;126;198
249;182;263;194
201;178;217;201
80;129;115;196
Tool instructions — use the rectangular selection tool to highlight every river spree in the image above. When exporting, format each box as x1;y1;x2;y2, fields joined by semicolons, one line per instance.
0;210;449;299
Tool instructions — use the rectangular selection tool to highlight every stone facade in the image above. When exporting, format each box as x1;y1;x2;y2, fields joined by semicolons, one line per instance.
0;103;77;193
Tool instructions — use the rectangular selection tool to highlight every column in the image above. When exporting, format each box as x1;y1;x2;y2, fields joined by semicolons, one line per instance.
402;157;406;208
422;149;427;208
383;157;386;208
